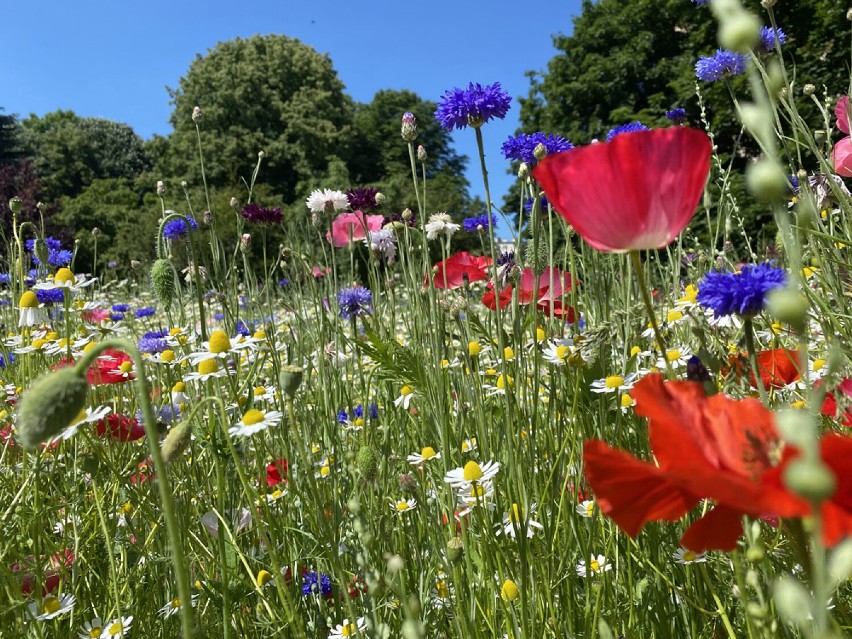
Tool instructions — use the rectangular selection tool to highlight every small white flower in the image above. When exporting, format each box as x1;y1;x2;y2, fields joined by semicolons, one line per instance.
102;615;133;638
407;446;441;465
590;373;637;394
365;228;397;263
576;499;595;518
329;617;367;638
656;345;692;370
425;213;460;240
496;503;543;539
672;547;706;565
228;408;283;437
78;617;105;639
306;188;349;214
390;498;417;515
158;595;199;618
576;554;612;577
29;593;75;620
394;384;415;410
444;460;500;489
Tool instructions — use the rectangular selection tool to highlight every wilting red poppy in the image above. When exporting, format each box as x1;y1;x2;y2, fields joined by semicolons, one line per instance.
96;414;146;442
820;378;852;427
482;267;575;319
584;374;804;551
532;127;711;252
428;251;492;289
266;458;289;487
326;211;384;247
726;348;801;390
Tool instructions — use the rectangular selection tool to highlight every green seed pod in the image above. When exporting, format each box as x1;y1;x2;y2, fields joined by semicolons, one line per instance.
33;238;50;267
746;159;788;203
150;259;176;310
784;459;836;502
524;238;549;275
767;288;809;330
161;420;193;463
17;368;89;449
8;197;22;214
279;365;304;398
356;445;379;482
446;537;464;564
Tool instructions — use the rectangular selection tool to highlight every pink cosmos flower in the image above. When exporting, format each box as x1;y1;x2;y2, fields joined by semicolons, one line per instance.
833;96;852;177
326;211;384;248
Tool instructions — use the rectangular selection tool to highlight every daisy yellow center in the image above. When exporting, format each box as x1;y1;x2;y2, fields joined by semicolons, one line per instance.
161;350;175;362
509;503;522;523
119;361;133;373
813;359;826;371
586;502;594;516
666;310;683;322
590;559;601;572
420;446;436;459
45;331;59;340
463;460;483;482
461;439;475;452
19;291;39;308
771;321;784;335
790;400;806;409
170;598;181;608
89;628;102;638
620;394;635;408
341;623;357;637
242;409;265;426
682;550;697;562
470;484;486;498
169;327;182;336
208;330;231;353
172;381;186;392
400;385;413;396
555;345;571;360
496;374;514;390
55;268;75;285
396;500;410;512
666;349;681;362
43;596;60;614
436;580;449;598
468;341;481;356
254;386;266;396
503;346;514;360
630;346;641;357
353;417;363;427
253;329;266;339
107;622;123;635
119;502;134;515
198;359;219;375
32;338;48;349
441;358;449;368
605;375;624;389
320;465;330;476
536;327;545;342
72;408;87;423
257;569;273;587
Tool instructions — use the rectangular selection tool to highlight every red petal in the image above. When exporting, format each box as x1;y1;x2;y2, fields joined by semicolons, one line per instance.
680;505;744;552
836;96;850;135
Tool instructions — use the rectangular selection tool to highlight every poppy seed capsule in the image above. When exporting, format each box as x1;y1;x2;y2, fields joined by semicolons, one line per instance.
8;197;22;214
17;368;89;449
150;259;176;310
161;420;193;463
279;365;303;397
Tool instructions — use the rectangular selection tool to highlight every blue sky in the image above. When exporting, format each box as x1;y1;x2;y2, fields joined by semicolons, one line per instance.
2;0;582;210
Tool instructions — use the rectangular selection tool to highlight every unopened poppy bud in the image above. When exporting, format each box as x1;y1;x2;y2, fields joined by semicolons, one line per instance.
356;445;379;481
401;112;418;142
36;201;45;211
760;0;776;7
746;159;788;202
156;181;166;196
417;145;427;161
151;259;176;310
374;192;385;206
33;238;49;266
191;106;202;123
91;227;101;236
718;12;761;53
161;420;193;463
8;197;22;214
240;233;252;253
784;459;836;502
258;150;265;159
803;84;816;96
401;208;413;221
17;367;89;448
767;288;809;330
279;365;303;397
130;260;142;270
446;537;464;563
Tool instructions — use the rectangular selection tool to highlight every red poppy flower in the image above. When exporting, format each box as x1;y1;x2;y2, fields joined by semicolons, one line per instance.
88;349;135;385
531;127;712;252
429;251;492;289
266;458;289;487
481;267;576;320
326;211;384;247
96;414;146;442
820;378;852;427
130;457;154;484
725;348;801;390
11;549;74;595
584;374;804;551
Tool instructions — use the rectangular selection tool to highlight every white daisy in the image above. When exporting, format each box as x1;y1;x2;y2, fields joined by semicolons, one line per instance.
495;503;543;539
79;617;105;639
51;405;111;442
183;358;230;382
158;594;198;618
590;373;637;394
655;345;692;370
329;617;367;638
102;615;133;638
576;554;612;577
393;384;415;410
541;340;579;366
407;446;441;465
444;460;500;489
457;480;496;507
29;593;75;620
390;498;417;515
672;548;706;565
228;408;283;437
576;499;595;518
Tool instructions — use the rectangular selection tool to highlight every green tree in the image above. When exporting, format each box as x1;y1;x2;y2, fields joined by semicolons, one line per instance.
0;109;24;165
22;110;151;201
160;34;354;204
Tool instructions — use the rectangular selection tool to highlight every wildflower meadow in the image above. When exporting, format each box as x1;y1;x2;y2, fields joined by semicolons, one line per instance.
3;1;852;637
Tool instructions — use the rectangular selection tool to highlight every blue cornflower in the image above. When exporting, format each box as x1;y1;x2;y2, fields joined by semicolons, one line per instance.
0;352;15;367
35;288;65;305
697;263;786;318
606;121;649;142
434;82;512;131
665;108;687;124
692;0;708;4
0;273;11;285
137;403;181;425
695;49;747;82
236;320;251;337
163;215;197;240
524;195;549;213
143;329;169;339
213;313;225;321
463;214;497;233
302;571;332;596
110;313;125;322
48;249;73;266
337;287;372;320
337;409;349;424
25;237;62;252
112;304;131;313
278;278;289;287
135;307;156;318
501;132;573;166
759;26;786;52
138;335;169;354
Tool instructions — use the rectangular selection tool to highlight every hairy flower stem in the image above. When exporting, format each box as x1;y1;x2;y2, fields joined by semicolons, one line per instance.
743;317;768;406
629;251;674;379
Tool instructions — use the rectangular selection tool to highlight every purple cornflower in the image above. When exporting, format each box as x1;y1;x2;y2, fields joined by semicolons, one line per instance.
665;108;687;124
606;121;649;142
434;82;512;131
463;214;497;233
697;263;786;318
302;572;332;597
138;335;169;354
524;195;549;213
112;304;131;313
26;237;73;267
110;313;125;322
759;26;786;52
107;261;118;268
337;287;372;320
278;278;290;287
163;215;197;240
240;203;283;225
501;132;573;166
347;187;380;212
35;288;65;305
135;307;156;318
695;49;747;82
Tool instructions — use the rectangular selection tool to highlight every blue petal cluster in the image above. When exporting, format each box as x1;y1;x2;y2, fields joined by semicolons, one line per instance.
36;288;65;305
463;214;497;233
501;132;573;165
606;121;649;142
138;335;169;354
26;237;73;266
337;287;372;320
163;215;198;240
524;195;549;213
697;263;786;318
695;49;747;82
665;108;687;124
135;307;156;318
434;82;512;131
760;26;786;51
302;571;332;596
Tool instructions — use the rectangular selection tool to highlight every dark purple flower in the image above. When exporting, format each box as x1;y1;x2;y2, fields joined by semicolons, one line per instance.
524;195;549;213
463;214;497;233
240;203;283;225
501;132;573;166
435;82;512;131
346;187;380;212
697;263;786;318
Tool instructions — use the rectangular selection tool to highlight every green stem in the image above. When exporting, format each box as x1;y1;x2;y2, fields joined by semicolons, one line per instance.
629;251;673;379
743;317;768;406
